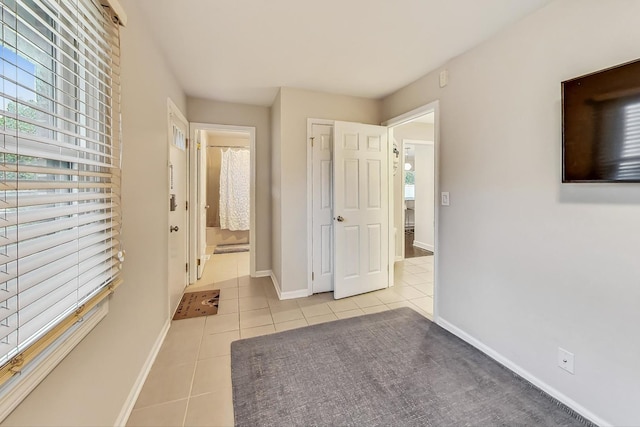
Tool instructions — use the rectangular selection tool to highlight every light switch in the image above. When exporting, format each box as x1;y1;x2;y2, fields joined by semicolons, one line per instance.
441;192;450;206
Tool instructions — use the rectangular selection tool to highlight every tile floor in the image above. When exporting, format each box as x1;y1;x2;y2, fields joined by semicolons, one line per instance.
126;251;434;427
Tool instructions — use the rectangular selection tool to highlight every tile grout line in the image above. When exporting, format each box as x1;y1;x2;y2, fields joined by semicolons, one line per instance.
181;318;207;427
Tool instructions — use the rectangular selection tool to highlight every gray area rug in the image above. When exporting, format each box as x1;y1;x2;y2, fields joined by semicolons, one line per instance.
213;244;249;254
231;308;593;427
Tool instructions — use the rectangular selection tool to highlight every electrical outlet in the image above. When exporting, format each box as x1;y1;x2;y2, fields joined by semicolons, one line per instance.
558;348;575;374
441;192;450;206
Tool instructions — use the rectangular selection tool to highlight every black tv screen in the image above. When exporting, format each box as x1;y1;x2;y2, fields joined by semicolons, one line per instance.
562;59;640;182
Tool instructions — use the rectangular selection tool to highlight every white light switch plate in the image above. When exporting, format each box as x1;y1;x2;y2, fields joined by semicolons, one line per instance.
441;192;450;206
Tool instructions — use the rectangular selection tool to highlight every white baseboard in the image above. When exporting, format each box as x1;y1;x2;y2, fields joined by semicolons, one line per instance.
254;269;272;278
270;272;310;300
114;319;171;427
413;240;434;252
436;317;609;427
280;289;311;300
395;255;403;262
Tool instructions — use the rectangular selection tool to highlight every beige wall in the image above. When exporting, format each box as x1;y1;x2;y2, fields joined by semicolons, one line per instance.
383;1;640;425
2;0;187;424
274;88;382;293
188;98;271;273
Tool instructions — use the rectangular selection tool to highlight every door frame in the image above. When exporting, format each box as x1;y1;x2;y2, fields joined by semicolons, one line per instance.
188;123;257;281
167;98;189;316
306;118;335;295
383;100;441;322
306;119;392;297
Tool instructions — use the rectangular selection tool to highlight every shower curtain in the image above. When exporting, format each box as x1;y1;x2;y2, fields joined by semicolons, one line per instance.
219;148;250;231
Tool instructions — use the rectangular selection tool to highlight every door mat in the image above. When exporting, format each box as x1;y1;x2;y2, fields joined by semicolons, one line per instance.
172;290;220;320
213;244;249;254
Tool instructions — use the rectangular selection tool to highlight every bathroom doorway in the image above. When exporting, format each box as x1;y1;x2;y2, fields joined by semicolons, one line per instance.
190;123;256;279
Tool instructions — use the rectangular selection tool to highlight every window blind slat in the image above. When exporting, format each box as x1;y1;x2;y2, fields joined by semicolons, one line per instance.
0;0;122;368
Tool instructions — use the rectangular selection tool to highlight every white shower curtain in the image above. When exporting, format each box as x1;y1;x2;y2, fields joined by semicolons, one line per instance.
219;148;250;231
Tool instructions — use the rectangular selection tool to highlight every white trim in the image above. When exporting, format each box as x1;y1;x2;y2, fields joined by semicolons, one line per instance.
254;269;272;278
413;240;434;252
188;123;257;279
437;317;610;427
385;100;441;322
271;272;311;300
0;303;109;422
403;139;434;146
383;103;437;127
167;99;190;317
115;319;170;427
307;118;335;296
270;271;282;298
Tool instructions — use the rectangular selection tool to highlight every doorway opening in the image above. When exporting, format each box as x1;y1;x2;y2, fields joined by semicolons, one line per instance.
385;102;439;320
189;123;257;282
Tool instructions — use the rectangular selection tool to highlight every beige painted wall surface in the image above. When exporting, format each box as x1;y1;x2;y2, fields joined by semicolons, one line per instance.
2;0;187;424
270;91;282;287
188;98;271;273
383;1;640;425
276;87;381;293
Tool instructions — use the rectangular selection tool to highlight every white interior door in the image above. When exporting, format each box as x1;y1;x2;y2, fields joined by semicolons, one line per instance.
333;121;389;299
168;108;189;314
311;124;334;293
197;131;208;278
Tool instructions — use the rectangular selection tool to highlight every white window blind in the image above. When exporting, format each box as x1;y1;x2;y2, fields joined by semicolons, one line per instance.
0;0;121;371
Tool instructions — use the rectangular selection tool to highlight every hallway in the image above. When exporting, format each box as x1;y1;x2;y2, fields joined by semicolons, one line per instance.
126;252;433;426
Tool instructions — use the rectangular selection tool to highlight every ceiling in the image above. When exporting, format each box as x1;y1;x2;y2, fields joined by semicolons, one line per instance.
133;0;553;106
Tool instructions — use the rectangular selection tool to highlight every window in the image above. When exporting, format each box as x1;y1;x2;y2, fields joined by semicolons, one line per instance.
0;0;121;388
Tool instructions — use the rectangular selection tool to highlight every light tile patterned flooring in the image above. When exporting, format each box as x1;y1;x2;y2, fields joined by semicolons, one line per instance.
126;251;433;427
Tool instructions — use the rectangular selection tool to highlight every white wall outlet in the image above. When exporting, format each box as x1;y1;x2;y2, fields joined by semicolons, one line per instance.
441;192;450;206
558;348;575;374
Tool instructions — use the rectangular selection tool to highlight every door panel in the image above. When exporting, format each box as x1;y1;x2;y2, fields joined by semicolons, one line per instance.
312;124;334;293
168;118;189;314
334;121;389;299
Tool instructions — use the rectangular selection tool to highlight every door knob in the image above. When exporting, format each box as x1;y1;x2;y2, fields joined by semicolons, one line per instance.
336;216;345;222
170;225;179;232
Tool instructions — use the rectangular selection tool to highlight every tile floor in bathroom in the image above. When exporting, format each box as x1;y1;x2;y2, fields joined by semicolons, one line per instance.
126;251;433;426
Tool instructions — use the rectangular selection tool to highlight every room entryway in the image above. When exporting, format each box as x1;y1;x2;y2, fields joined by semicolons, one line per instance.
190;123;257;281
386;102;439;318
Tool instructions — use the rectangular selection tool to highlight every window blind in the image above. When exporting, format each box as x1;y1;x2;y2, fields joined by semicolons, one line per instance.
0;0;121;372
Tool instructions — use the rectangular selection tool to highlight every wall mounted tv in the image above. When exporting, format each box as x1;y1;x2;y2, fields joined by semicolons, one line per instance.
562;59;640;182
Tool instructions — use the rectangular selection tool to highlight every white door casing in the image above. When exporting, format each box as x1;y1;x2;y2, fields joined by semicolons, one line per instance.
311;124;334;293
333;121;389;299
196;131;208;278
168;100;189;315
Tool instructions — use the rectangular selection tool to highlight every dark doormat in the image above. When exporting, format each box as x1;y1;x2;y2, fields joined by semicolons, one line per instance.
213;244;250;254
172;290;220;320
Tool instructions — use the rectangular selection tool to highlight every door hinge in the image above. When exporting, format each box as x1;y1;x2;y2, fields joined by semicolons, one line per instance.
186;201;189;210
197;258;201;266
312;272;315;281
310;136;315;146
185;263;189;273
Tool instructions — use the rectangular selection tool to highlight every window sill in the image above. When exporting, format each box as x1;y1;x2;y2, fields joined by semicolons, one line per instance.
0;301;109;421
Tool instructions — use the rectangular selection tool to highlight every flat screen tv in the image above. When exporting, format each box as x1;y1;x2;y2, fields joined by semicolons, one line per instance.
562;59;640;182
